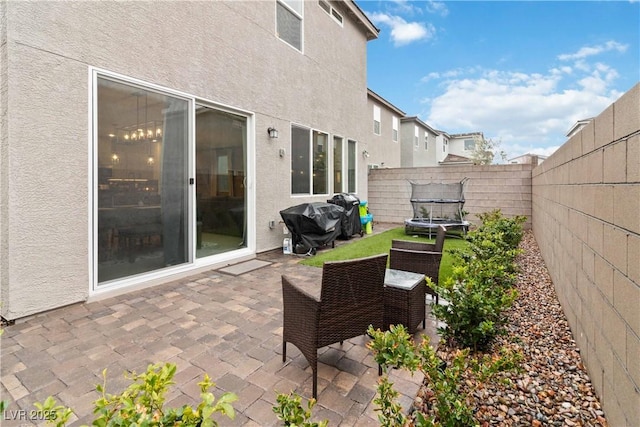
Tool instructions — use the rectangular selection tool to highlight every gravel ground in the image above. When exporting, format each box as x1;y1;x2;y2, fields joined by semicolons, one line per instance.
414;230;608;426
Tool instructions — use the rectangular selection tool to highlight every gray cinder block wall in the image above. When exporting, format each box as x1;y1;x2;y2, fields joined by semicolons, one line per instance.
532;83;640;426
367;83;639;424
367;163;534;228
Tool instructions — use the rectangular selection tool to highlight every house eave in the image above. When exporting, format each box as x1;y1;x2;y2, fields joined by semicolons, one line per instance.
367;88;405;116
344;1;380;41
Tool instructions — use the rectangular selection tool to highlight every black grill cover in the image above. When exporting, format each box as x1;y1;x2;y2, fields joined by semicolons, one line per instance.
328;193;362;238
280;202;345;253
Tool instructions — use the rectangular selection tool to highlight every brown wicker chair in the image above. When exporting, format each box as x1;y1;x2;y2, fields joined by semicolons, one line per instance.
388;247;442;305
392;224;447;253
281;253;388;399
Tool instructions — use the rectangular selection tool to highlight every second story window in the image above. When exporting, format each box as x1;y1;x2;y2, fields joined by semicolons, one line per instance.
414;126;419;150
424;134;429;150
392;116;398;142
277;0;303;51
464;138;475;150
319;0;343;25
373;105;381;135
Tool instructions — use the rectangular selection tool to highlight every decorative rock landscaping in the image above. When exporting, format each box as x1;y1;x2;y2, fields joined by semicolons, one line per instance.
414;230;608;426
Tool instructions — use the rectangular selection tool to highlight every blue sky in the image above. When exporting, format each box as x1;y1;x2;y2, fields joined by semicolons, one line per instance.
359;0;640;160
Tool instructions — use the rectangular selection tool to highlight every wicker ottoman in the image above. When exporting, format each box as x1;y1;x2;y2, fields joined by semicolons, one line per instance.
383;269;426;334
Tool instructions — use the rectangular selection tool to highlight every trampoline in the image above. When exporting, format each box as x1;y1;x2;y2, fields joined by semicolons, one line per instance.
404;178;470;238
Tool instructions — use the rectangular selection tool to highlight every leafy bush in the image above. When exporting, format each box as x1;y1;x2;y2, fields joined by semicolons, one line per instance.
432;210;525;350
273;392;328;427
476;210;526;250
367;324;420;374
34;363;237;427
367;325;521;427
430;272;517;350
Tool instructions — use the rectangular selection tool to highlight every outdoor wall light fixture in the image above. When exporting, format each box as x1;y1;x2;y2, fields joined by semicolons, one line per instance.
362;149;370;158
268;127;279;139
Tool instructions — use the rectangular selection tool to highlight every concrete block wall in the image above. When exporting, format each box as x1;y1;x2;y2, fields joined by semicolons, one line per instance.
367;163;534;228
531;83;640;426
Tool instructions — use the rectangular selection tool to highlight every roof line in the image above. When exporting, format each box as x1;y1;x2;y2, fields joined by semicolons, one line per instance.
345;1;380;41
367;88;405;116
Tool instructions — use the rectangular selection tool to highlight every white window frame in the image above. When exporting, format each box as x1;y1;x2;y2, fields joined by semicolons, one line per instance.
290;124;330;196
392;116;398;142
276;0;304;52
332;134;344;193
89;67;256;295
330;134;357;194
373;105;381;135
464;138;475;151
424;133;429;150
318;0;343;26
414;126;419;150
346;139;357;194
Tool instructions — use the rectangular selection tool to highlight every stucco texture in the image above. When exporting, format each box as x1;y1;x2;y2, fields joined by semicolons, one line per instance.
2;1;373;319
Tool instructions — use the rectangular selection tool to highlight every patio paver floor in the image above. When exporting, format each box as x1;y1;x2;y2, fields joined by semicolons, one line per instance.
1;224;440;426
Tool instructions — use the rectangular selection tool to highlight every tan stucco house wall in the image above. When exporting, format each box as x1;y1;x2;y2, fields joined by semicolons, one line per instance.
0;1;378;320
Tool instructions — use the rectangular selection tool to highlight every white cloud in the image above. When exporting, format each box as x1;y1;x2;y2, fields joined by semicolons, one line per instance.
387;0;423;15
558;41;628;61
420;66;479;82
423;65;623;159
425;1;449;17
369;12;435;46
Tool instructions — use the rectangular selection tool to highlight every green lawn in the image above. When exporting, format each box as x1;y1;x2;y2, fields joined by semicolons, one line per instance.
300;227;468;283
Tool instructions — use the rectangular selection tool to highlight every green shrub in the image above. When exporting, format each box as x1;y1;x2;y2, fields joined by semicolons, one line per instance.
476;210;526;250
431;271;517;351
366;325;521;427
273;392;328;427
373;376;407;427
432;210;524;350
34;363;237;427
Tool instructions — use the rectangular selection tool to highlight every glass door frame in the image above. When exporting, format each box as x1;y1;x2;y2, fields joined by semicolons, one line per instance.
191;99;256;269
89;68;256;295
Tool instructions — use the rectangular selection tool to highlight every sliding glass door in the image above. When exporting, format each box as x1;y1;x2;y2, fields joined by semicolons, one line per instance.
95;74;250;287
195;105;247;258
96;78;189;283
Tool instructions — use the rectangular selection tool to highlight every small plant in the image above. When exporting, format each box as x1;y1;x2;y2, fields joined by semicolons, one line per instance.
34;362;237;427
367;326;522;427
273;392;328;427
374;376;407;427
430;273;517;350
367;324;420;373
432;209;524;350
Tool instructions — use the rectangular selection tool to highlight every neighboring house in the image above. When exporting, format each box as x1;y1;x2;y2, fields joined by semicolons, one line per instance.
509;153;547;165
440;153;474;165
400;116;443;167
366;92;486;168
447;132;485;160
366;89;405;168
566;118;593;139
0;1;379;320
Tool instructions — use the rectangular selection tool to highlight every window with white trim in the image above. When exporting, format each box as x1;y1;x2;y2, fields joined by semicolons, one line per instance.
333;135;343;192
318;0;343;25
464;139;475;150
291;125;328;195
414;126;419;150
373;105;381;135
424;133;429;150
392;116;398;142
347;139;357;193
277;0;303;51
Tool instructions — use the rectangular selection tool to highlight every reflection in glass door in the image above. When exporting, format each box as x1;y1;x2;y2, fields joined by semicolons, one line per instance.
96;78;189;284
195;105;247;258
